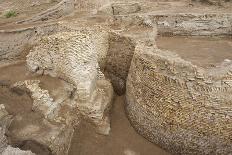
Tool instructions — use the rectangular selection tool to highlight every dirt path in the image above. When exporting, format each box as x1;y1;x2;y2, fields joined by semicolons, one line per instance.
157;36;232;68
69;96;170;155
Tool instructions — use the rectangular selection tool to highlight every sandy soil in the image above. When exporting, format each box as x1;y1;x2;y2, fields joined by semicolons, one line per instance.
0;0;60;26
0;62;67;154
69;96;170;155
157;36;232;68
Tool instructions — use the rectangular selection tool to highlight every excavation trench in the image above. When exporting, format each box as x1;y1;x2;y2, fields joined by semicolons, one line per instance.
0;33;231;155
68;36;232;155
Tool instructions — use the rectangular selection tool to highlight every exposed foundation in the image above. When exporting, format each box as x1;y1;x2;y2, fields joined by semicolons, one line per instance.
0;0;232;155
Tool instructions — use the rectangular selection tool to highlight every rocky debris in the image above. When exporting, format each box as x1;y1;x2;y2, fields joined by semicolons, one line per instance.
8;120;74;155
9;79;78;155
0;105;12;154
126;43;232;155
0;104;13;130
0;105;34;155
12;80;69;122
2;145;35;155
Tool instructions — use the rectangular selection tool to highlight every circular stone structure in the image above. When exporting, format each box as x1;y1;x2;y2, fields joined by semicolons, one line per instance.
126;44;232;155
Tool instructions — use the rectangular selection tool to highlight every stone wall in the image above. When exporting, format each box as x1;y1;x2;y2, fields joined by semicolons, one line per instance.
112;13;232;36
126;43;232;154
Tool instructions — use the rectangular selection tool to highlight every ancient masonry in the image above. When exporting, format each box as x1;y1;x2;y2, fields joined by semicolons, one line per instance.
26;29;114;136
0;28;114;155
126;44;232;154
0;0;232;155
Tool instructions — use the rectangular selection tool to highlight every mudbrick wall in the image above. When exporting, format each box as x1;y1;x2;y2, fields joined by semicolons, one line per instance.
0;29;114;155
126;43;232;155
104;32;136;95
27;29;114;135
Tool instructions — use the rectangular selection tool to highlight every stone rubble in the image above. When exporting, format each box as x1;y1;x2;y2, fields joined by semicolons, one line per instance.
0;105;35;155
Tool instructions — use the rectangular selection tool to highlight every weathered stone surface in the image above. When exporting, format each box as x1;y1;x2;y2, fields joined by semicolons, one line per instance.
0;105;34;155
12;80;72;122
104;33;136;95
10;80;77;155
126;43;232;155
26;30;114;135
153;13;232;36
2;146;35;155
0;23;60;64
112;13;232;36
192;0;232;5
75;0;110;12
112;3;141;15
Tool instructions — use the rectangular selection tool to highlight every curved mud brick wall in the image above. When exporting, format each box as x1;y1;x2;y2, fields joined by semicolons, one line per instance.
27;31;106;95
17;0;74;24
126;44;232;155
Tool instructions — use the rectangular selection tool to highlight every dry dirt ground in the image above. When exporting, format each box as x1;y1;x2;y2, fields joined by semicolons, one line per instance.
157;36;232;68
0;0;60;26
69;96;170;155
